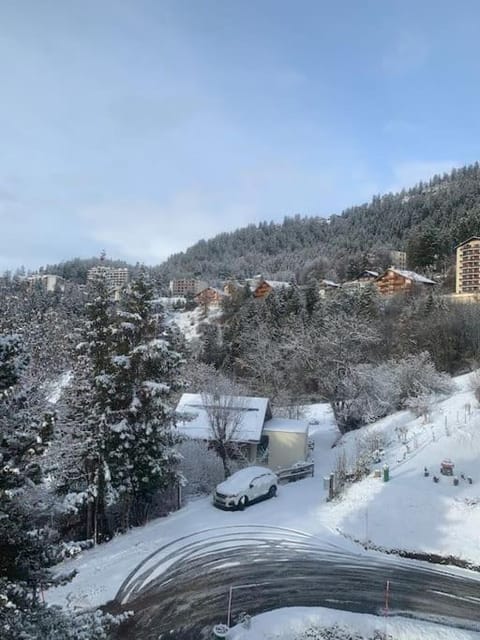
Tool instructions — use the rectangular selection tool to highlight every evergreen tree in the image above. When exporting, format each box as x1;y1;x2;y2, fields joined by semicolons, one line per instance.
0;334;119;639
305;277;320;316
56;272;118;543
106;272;184;528
406;226;441;269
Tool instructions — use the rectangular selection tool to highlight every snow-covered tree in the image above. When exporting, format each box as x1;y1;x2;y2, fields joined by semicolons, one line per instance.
189;364;248;479
107;271;184;527
55;272;118;543
0;333;118;639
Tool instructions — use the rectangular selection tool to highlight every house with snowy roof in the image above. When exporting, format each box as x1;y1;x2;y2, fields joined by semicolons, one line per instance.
342;270;379;290
318;279;341;297
245;275;291;299
374;268;436;296
175;393;309;470
194;286;227;307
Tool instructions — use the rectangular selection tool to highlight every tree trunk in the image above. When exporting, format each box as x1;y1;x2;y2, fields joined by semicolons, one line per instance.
218;443;231;479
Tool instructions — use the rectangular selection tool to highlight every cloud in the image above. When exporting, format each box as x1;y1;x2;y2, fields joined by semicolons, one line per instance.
389;160;458;193
78;191;257;264
382;31;430;74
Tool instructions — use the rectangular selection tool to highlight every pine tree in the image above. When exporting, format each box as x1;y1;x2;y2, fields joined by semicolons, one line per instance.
305;277;320;316
56;272;118;543
107;271;184;528
0;334;120;639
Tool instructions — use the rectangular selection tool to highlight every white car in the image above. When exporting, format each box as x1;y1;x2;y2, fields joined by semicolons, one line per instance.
213;466;278;510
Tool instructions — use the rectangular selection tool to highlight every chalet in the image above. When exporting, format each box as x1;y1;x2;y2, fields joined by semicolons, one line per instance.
246;276;291;299
175;393;309;471
358;270;379;283
342;271;379;290
374;268;435;296
223;280;244;296
194;287;226;307
318;279;341;297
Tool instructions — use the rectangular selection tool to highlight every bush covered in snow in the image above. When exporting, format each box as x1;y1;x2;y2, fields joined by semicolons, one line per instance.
178;439;249;496
334;352;454;432
293;626;379;639
178;440;225;496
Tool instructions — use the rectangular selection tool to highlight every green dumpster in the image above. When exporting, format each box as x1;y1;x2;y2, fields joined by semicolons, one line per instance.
383;464;390;482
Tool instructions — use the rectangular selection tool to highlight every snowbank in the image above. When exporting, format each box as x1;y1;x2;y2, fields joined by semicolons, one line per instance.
227;606;480;639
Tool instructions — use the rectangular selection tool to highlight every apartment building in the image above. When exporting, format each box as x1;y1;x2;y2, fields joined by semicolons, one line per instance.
169;278;208;296
455;237;480;294
389;250;407;269
87;265;129;299
27;273;65;292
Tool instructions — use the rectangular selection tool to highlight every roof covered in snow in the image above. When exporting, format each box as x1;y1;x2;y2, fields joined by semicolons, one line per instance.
245;277;291;291
379;268;436;285
263;417;309;435
320;279;340;288
455;236;480;249
175;392;271;442
195;287;226;297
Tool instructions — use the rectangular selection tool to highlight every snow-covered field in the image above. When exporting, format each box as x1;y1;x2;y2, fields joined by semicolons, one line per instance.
227;606;480;640
167;305;223;341
324;373;480;564
48;372;480;629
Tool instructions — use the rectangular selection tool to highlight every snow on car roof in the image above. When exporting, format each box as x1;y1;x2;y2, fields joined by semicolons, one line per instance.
175;392;270;442
262;418;309;434
217;466;274;494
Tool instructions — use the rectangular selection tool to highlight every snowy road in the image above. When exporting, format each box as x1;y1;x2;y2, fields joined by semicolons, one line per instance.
111;525;480;639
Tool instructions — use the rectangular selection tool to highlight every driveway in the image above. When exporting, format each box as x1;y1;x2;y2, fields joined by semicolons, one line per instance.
111;525;480;639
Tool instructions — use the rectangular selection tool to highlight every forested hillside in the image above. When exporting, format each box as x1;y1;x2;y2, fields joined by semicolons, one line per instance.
159;163;480;283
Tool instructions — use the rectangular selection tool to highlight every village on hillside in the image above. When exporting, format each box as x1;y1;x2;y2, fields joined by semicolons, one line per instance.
164;237;480;311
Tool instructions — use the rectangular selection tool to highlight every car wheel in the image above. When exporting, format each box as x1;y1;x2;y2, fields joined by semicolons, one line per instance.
268;485;277;498
238;495;249;510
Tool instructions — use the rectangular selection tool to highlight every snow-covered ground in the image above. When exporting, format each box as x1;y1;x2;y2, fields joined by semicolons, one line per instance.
323;373;480;564
48;373;480;623
167;305;223;341
46;404;339;609
227;606;480;640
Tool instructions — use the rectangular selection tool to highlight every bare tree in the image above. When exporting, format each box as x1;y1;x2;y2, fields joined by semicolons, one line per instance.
193;364;249;478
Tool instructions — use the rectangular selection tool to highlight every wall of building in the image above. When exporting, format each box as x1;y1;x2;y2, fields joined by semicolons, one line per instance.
263;430;307;470
456;239;480;294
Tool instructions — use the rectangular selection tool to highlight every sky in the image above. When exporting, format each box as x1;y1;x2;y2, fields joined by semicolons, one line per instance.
1;0;480;271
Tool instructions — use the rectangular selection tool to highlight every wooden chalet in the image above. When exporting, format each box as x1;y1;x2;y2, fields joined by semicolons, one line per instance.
194;287;226;307
246;276;291;299
358;270;379;283
374;268;435;296
343;271;379;290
